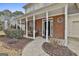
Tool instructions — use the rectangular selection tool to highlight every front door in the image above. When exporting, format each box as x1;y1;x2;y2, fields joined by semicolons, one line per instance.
44;21;50;37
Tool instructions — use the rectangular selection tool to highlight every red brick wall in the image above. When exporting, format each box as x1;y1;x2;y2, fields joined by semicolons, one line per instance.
35;19;42;36
52;14;65;39
35;14;65;39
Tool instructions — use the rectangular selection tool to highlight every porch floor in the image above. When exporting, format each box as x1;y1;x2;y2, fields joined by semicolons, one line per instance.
22;37;49;56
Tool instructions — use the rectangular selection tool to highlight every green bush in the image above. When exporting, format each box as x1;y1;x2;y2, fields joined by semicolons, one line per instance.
0;21;3;31
0;25;2;31
5;29;24;39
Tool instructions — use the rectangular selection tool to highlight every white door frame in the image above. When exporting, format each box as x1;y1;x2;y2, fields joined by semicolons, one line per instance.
42;19;53;37
50;19;53;37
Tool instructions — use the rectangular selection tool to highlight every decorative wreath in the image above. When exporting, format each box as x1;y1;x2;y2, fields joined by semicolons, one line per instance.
57;17;64;23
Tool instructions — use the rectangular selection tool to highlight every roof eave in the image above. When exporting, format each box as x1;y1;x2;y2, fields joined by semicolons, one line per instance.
23;3;32;9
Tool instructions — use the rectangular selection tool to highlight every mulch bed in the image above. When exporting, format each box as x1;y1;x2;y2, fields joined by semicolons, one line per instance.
42;42;77;56
0;36;33;51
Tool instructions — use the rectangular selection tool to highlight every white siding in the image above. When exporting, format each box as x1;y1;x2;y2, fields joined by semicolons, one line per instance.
68;15;79;38
68;3;79;14
25;3;53;14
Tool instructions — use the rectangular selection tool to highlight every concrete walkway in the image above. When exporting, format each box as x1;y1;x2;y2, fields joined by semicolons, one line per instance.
68;38;79;56
22;37;49;56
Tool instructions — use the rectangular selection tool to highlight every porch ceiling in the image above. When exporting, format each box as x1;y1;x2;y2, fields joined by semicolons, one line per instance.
17;3;66;20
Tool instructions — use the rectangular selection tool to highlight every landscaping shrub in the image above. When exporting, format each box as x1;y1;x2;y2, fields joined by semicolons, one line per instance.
0;21;3;31
0;25;2;31
5;29;24;39
42;42;77;56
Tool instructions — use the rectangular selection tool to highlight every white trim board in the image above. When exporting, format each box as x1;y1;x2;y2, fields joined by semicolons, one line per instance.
68;13;79;16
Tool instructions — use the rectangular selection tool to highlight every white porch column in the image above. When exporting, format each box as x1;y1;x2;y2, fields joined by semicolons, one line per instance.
46;11;49;42
42;19;44;36
33;15;35;39
26;17;28;37
65;4;68;46
20;19;21;30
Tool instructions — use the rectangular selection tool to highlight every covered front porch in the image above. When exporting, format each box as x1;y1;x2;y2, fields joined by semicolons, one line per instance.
17;4;68;46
